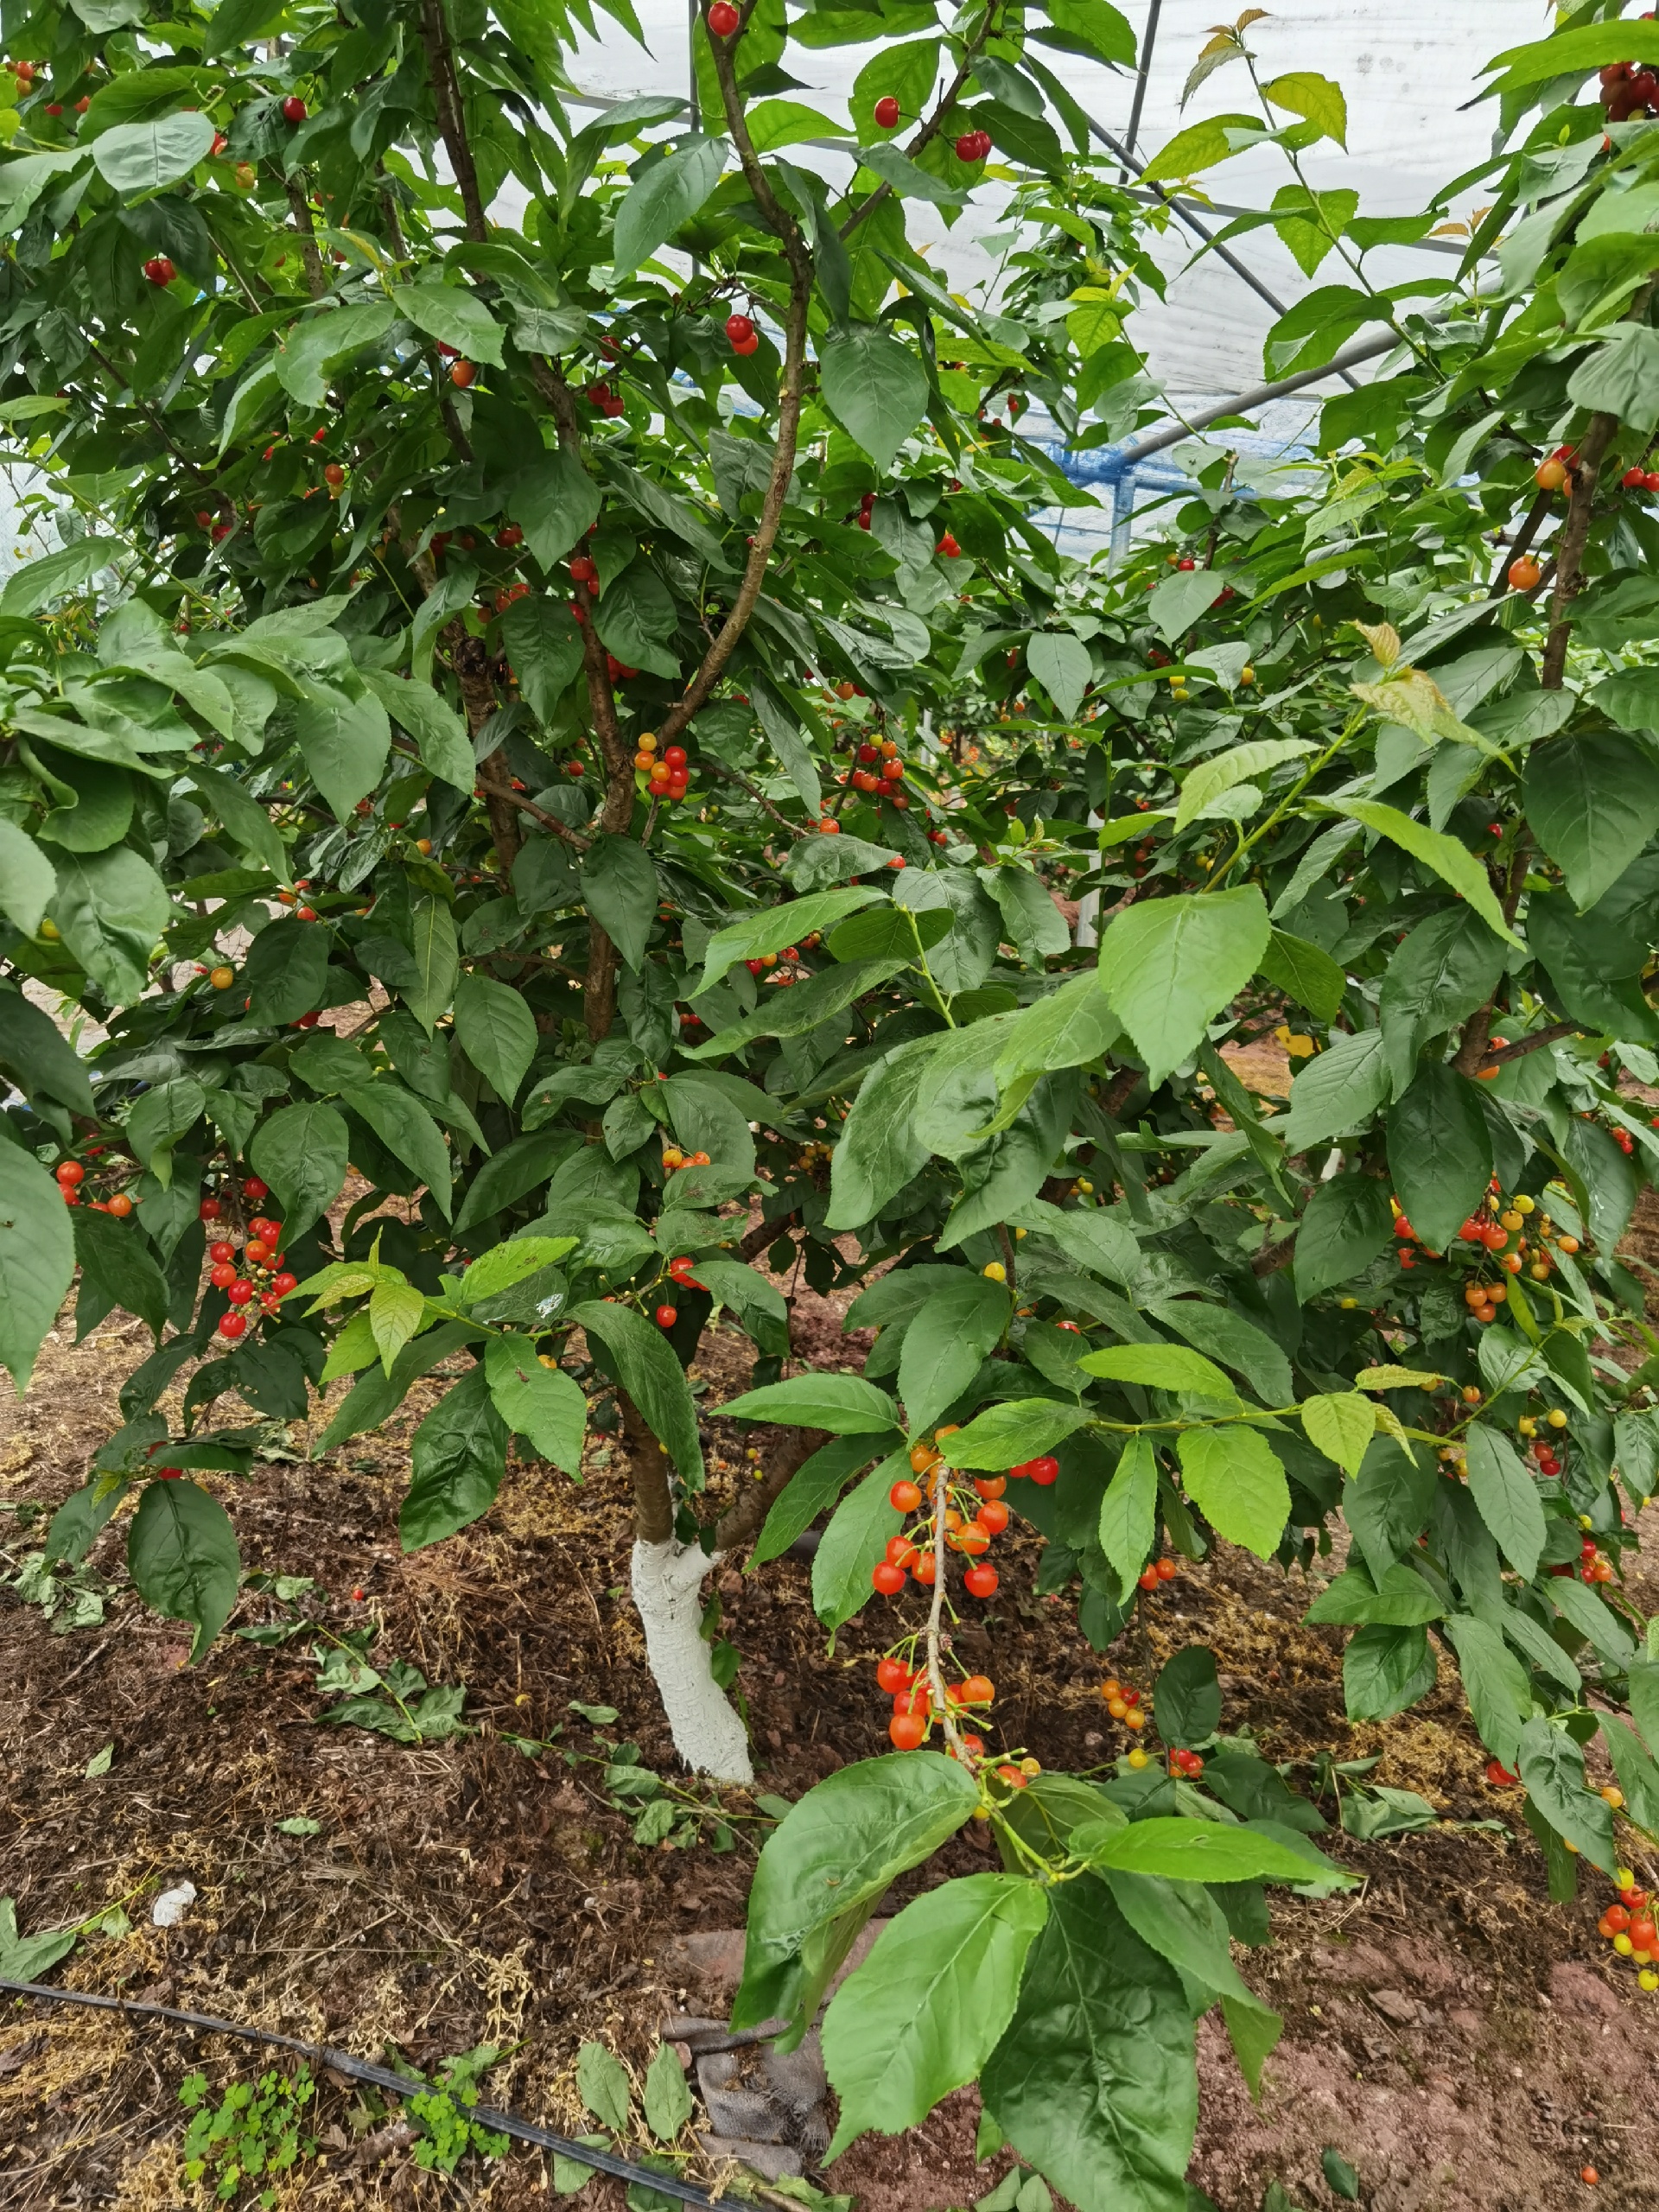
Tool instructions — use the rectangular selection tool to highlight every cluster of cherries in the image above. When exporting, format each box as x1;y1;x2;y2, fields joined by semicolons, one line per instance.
1597;1868;1659;1990
53;1156;133;1217
653;1248;706;1330
1600;60;1659;122
723;313;760;358
869;1439;1006;1601
845;736;908;804
1390;1185;1577;1313
632;733;694;804
201;1184;294;1338
745;944;804;983
583;378;626;419
878;1655;996;1753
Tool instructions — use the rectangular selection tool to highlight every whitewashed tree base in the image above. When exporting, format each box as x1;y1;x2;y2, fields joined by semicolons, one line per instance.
631;1535;753;1783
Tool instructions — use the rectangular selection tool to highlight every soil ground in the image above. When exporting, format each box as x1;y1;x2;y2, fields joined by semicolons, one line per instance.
4;1184;1659;2212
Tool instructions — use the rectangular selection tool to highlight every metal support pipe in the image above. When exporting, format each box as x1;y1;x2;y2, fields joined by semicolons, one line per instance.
1122;0;1163;174
1112;322;1408;467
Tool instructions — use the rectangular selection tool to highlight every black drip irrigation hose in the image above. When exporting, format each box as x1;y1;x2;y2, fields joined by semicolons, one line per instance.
0;1978;761;2212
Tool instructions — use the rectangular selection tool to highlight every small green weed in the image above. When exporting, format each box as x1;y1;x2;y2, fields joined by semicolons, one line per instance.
178;2067;318;2206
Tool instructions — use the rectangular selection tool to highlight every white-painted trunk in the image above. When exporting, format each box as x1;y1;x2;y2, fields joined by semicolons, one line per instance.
630;1535;753;1783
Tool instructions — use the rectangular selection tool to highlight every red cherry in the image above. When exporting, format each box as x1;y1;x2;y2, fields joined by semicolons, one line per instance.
875;1656;913;1693
1484;1758;1517;1787
890;1478;924;1511
272;1272;298;1296
872;1560;907;1596
450;360;475;388
226;1280;255;1306
245;1238;271;1266
1027;1454;1059;1486
55;1160;84;1185
143;256;175;286
977;1499;1010;1535
200;1198;222;1221
243;1177;268;1199
208;1241;235;1264
664;745;687;769
323;462;345;488
282;94;307;122
655;1303;679;1328
963;1564;998;1599
911;1552;938;1586
218;1312;248;1339
889;1710;926;1749
724;312;755;345
155;1466;184;1481
936;532;961;558
874;95;900;128
708;0;740;33
209;1262;238;1290
1138;1566;1160;1591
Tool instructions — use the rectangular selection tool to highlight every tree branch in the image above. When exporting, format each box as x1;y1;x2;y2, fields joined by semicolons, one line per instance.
1486;484;1552;597
419;0;490;244
1487;1019;1580;1067
620;1389;676;1546
702;755;809;837
713;1425;827;1554
283;178;328;301
839;5;1001;244
475;774;593;852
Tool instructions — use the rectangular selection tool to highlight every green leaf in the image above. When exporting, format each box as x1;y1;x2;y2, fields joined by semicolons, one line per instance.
1516;1718;1616;1873
1147;1304;1291;1407
1321;2149;1361;2203
451;1128;575;1234
92;110;216;192
405;896;460;1033
822;1874;1049;2159
721;1372;899;1433
1305;1560;1444;1627
1599;1712;1659;1835
509;450;602;570
898;1273;1011;1435
571;1299;702;1481
273;302;397;410
1385;1062;1491;1254
247;1103;350;1243
812;1447;910;1630
0;1898;78;1984
1043;0;1135;65
0;1143;76;1390
368;1279;427;1374
939;1396;1094;1471
733;1753;979;2042
825;1034;945;1230
342;1083;453;1217
979;1879;1197;2212
1140;111;1264;184
1256;930;1346;1027
1523;729;1659;913
1077;1343;1236;1400
1567;321;1659;435
1146;567;1228;643
320;1321;479;1451
1441;1615;1530;1770
578;835;658;976
696;887;882;995
127;1478;239;1661
613;134;728;275
1328;801;1522;949
454;974;538;1105
1176;1428;1290;1560
1097;887;1272;1087
1462;1424;1546;1580
1300;1392;1374;1478
1174;738;1315;833
0;817;56;937
1101;1868;1267;2019
1261;71;1346;144
392;280;504;366
484;1336;586;1474
1027;632;1092;721
642;2042;694;2142
575;2041;632;2133
1292;1173;1393;1301
242;919;328;1027
0;537;125;618
0;987;94;1117
359;669;474;792
188;763;286;876
73;1205;168;1341
1097;1434;1157;1601
1343;1623;1436;1721
500;594;585;720
400;1366;509;1549
1154;1645;1221;1749
819;323;930;474
293;681;391;823
1378;906;1508;1090
50;845;170;1001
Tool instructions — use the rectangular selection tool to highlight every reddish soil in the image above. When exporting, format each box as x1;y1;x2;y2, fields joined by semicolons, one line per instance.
3;1205;1659;2211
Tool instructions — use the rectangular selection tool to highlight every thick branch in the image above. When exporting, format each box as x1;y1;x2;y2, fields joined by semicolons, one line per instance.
713;1425;826;1554
1487;1019;1580;1067
476;773;592;852
419;0;489;243
1541;414;1621;687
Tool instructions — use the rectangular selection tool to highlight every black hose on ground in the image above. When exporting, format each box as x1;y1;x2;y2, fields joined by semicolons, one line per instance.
0;1976;762;2211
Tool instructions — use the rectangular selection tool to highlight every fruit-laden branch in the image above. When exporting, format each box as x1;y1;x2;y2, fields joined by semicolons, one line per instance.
1452;849;1529;1077
1484;1019;1580;1067
1487;485;1552;597
839;0;1001;243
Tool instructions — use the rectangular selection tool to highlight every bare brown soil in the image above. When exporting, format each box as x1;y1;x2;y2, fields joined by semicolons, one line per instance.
3;1213;1659;2212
